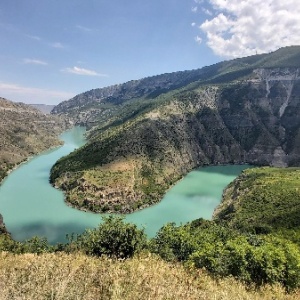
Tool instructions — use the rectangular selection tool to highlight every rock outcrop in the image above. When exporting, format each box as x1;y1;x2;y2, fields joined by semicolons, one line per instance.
0;214;7;234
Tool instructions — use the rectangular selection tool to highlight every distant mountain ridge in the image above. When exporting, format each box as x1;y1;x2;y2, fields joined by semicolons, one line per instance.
52;46;300;126
50;46;300;213
30;104;56;114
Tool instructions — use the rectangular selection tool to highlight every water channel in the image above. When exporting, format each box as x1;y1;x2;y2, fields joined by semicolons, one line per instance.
0;127;250;243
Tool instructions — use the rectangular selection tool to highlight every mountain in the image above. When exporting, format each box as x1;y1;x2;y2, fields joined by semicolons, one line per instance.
30;104;56;114
50;46;300;213
0;97;70;183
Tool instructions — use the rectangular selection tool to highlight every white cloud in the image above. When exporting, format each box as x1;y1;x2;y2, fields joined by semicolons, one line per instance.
199;0;300;58
192;6;198;13
23;58;48;66
202;8;213;16
0;82;74;104
195;36;202;44
191;22;197;27
50;42;65;49
61;66;108;77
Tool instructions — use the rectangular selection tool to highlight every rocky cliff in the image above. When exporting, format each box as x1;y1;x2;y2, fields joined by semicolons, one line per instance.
0;97;70;183
0;214;7;234
50;46;300;213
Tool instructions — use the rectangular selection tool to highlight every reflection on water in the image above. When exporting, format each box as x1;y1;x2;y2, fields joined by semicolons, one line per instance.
0;127;250;243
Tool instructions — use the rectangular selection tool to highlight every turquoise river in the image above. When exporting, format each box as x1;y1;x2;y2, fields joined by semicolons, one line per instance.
0;127;250;243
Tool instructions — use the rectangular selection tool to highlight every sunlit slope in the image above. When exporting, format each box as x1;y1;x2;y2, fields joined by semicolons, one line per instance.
0;97;69;182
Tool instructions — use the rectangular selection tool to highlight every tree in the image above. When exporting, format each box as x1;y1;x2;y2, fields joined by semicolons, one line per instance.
75;215;147;259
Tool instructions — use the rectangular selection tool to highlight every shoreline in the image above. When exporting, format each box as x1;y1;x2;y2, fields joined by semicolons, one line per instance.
0;142;64;186
55;163;252;215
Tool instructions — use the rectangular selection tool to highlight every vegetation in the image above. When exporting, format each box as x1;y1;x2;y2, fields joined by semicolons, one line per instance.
2;252;300;300
4;164;300;296
214;167;300;238
150;220;300;291
68;216;147;258
1;213;300;293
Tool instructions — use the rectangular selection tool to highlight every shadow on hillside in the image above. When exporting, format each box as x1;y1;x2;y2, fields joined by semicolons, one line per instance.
195;165;252;176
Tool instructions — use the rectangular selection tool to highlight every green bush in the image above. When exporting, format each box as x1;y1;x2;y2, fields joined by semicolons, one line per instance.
74;216;147;259
151;220;300;290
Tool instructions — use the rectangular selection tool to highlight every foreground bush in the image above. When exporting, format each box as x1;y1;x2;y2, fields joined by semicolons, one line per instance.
151;220;300;290
72;215;147;258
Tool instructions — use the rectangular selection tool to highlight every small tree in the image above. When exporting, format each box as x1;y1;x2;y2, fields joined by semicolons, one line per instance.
76;215;147;259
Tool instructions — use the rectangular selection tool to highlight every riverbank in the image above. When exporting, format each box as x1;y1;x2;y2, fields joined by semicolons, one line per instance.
0;130;249;243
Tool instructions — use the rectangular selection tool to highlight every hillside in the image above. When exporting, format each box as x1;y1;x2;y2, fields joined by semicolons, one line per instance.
1;252;299;300
213;167;300;235
50;46;300;213
0;97;70;183
30;104;56;114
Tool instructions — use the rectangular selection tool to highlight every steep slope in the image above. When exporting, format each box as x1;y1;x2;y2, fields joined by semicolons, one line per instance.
213;167;300;232
30;104;56;114
0;214;7;235
50;46;300;213
0;97;69;183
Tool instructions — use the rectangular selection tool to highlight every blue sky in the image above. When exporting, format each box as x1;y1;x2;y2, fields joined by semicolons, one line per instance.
1;0;300;104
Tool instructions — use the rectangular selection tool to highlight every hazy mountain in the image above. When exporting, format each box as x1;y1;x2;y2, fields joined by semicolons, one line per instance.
30;104;56;114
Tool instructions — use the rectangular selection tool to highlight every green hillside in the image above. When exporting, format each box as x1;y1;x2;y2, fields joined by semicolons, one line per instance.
51;46;300;213
214;167;300;242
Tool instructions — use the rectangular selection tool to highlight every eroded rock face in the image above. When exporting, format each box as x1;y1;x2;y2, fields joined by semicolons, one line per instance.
50;70;300;213
0;214;7;234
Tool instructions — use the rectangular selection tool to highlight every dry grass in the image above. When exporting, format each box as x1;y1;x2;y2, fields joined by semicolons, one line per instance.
0;252;299;300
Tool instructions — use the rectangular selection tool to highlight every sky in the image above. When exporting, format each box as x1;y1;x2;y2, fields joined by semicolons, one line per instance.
1;0;300;105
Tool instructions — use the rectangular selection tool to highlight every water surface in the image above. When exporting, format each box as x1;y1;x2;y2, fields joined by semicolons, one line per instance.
0;127;250;243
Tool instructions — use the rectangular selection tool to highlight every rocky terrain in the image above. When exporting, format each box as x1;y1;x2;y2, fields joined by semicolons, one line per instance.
0;214;7;235
50;46;300;213
30;104;56;114
0;97;70;183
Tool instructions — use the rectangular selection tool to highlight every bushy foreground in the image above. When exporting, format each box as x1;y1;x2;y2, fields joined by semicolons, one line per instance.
0;252;299;300
151;220;300;291
1;216;300;295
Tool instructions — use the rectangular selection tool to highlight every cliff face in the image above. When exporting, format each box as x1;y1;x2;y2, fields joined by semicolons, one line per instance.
50;47;300;213
0;97;70;183
0;214;7;234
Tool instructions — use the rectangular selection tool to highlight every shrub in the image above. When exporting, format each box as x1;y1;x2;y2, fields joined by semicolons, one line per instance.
74;215;147;259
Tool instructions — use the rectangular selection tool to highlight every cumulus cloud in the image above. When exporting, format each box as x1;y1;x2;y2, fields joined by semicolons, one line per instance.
0;82;74;104
199;0;300;58
23;58;48;66
61;66;108;77
191;7;198;13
